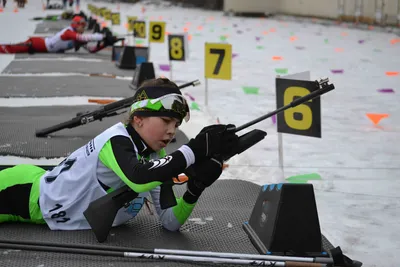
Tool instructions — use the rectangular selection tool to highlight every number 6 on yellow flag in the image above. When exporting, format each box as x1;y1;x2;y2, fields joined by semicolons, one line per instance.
205;43;232;80
275;78;321;138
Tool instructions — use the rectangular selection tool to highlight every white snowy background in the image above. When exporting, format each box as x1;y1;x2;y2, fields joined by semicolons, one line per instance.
0;1;399;266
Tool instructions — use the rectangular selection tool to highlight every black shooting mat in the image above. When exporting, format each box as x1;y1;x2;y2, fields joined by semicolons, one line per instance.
0;180;335;267
13;48;114;61
0;75;131;98
0;106;188;158
2;60;135;77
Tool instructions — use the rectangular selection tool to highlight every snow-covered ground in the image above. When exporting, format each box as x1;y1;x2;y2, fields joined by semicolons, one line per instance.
0;1;399;266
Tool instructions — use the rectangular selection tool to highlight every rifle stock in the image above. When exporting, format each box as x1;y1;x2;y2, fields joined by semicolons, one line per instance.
83;185;139;243
159;183;177;210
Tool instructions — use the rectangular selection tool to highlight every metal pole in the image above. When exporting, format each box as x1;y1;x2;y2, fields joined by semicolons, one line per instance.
0;243;327;267
398;0;400;26
170;60;173;81
205;78;208;106
278;132;285;180
355;0;363;24
337;0;345;22
0;240;332;266
375;0;382;25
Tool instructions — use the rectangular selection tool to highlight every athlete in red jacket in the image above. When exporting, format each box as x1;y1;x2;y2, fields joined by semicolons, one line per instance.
0;16;117;54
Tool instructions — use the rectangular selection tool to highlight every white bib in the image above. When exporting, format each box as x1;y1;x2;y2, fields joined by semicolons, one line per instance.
45;26;75;52
39;122;153;230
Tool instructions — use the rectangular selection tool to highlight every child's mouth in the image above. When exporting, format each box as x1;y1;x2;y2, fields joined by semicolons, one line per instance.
160;139;170;147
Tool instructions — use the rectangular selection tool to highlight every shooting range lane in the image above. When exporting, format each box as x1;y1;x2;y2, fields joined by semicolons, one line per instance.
14;49;114;61
0;13;190;159
0;180;334;267
2;60;135;77
34;20;71;34
0;76;131;98
0;105;188;158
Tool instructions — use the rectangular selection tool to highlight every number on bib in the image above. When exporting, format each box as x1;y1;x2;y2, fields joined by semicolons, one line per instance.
44;158;77;183
49;203;71;223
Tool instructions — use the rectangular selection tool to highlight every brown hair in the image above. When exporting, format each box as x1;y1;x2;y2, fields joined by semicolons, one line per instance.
125;77;179;124
138;77;178;90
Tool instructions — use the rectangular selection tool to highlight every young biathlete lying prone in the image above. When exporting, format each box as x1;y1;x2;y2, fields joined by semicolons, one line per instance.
0;15;118;54
0;78;239;232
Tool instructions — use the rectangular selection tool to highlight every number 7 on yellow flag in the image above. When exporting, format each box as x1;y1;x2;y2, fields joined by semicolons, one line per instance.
205;43;232;80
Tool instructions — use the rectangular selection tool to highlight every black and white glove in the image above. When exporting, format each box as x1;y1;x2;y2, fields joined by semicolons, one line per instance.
183;157;223;204
186;124;239;162
103;35;119;46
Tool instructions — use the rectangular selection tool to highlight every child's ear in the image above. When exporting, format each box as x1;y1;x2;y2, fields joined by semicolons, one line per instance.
133;115;145;127
132;116;143;124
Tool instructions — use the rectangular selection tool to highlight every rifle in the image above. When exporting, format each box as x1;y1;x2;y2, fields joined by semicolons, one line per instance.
35;79;201;137
83;78;335;243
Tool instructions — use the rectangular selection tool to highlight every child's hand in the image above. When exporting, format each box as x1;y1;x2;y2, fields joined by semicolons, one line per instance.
186;124;238;161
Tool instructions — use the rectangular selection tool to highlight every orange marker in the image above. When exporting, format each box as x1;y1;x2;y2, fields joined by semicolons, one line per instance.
386;71;399;76
88;99;117;105
173;164;229;183
335;48;344;52
366;113;389;126
272;56;283;61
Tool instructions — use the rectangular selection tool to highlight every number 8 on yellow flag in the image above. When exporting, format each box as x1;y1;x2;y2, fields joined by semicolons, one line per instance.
205;43;232;80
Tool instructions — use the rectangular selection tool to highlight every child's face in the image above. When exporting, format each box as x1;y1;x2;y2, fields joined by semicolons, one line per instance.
135;116;180;151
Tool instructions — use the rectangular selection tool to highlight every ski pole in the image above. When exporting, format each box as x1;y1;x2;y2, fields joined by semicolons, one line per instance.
0;239;333;264
0;242;328;267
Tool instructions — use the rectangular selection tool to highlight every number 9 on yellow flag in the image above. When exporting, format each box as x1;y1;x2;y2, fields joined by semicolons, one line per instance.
275;78;321;138
149;21;166;43
205;43;232;80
